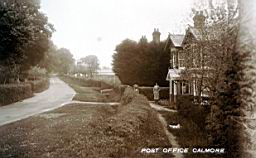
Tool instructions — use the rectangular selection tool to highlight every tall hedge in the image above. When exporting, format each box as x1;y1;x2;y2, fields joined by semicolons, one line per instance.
113;39;170;86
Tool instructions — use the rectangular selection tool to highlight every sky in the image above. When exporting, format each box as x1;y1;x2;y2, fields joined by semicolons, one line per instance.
40;0;197;68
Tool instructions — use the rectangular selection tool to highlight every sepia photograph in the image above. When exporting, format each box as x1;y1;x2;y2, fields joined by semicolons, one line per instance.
0;0;255;158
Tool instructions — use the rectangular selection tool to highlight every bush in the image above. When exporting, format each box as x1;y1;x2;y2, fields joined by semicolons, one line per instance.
0;83;33;106
98;87;171;157
120;86;137;105
177;95;209;131
25;66;48;81
28;78;50;93
63;75;112;89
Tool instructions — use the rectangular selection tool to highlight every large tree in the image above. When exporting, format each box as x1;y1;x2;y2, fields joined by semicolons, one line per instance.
112;37;169;86
55;48;75;74
183;1;253;157
40;44;75;74
0;0;54;81
79;55;100;77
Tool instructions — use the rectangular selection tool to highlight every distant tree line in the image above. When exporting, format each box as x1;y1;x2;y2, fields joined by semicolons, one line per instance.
42;43;100;77
112;38;170;86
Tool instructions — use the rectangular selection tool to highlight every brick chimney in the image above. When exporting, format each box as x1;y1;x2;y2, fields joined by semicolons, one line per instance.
152;28;161;44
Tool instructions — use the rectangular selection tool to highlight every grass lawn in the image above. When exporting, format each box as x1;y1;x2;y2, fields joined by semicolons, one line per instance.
71;85;106;102
0;103;173;158
60;76;120;102
0;104;116;158
0;80;173;158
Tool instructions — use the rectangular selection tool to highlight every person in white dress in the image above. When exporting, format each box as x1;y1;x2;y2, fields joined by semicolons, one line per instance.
153;83;160;103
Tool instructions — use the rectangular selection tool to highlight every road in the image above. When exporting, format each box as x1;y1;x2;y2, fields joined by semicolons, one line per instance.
0;77;76;126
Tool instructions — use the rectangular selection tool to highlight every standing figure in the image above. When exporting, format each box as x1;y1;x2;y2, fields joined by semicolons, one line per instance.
133;84;139;94
153;83;160;103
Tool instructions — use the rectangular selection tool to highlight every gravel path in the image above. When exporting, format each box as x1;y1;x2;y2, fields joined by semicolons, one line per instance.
149;103;177;112
150;103;183;158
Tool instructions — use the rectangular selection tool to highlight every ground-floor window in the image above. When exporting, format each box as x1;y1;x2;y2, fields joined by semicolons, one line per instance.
182;82;190;94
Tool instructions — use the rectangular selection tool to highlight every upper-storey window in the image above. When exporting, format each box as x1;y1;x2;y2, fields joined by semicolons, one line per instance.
170;47;178;69
179;51;185;68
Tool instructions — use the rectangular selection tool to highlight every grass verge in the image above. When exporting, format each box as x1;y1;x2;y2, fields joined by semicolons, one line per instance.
60;76;120;102
0;87;173;158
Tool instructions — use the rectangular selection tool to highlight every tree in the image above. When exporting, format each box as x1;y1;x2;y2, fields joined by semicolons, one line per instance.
40;44;75;74
112;37;169;86
80;55;99;77
0;0;54;82
183;1;253;157
180;1;254;157
56;48;75;74
39;40;58;72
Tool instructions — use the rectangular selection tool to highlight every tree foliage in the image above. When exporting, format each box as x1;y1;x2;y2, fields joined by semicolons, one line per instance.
183;1;253;157
112;38;170;86
40;43;75;74
0;0;54;78
79;55;100;77
179;1;254;157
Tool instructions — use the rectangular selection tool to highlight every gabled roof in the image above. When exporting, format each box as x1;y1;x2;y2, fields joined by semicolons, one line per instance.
181;26;204;46
166;69;183;80
170;34;185;47
188;26;203;40
183;25;220;44
165;25;218;50
164;34;185;50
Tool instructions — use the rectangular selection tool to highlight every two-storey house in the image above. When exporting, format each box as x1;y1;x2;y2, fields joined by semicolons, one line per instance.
166;11;208;106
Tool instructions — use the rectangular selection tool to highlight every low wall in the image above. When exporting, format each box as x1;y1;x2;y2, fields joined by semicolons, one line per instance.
120;85;169;101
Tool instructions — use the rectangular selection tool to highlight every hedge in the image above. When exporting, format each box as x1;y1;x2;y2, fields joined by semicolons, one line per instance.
28;78;50;93
63;75;112;89
0;83;33;106
0;78;50;106
176;95;210;130
98;87;170;157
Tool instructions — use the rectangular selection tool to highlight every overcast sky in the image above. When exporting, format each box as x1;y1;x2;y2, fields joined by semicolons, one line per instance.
41;0;198;68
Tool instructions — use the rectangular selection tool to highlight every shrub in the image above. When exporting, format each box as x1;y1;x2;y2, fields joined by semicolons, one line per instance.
26;66;48;80
0;83;33;106
177;95;209;131
161;110;210;157
99;87;171;157
120;86;137;105
63;75;112;89
28;78;50;93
